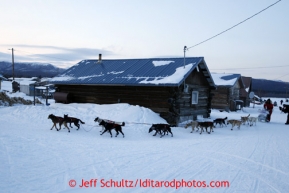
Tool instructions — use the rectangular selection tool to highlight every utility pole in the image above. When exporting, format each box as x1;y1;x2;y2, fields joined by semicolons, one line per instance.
285;82;289;99
8;48;15;80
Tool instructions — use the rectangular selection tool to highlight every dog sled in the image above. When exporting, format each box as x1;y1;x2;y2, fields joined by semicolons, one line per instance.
258;109;269;122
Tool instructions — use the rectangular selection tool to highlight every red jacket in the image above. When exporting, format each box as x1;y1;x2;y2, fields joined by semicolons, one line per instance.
264;103;273;111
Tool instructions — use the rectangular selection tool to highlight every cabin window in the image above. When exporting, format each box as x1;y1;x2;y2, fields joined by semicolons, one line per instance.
191;91;199;104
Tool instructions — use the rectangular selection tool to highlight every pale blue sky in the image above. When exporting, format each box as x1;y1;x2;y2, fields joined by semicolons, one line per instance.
1;0;288;81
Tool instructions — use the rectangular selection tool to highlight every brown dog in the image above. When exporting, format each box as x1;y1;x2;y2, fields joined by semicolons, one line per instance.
241;114;250;125
48;114;70;132
64;114;85;130
227;119;242;130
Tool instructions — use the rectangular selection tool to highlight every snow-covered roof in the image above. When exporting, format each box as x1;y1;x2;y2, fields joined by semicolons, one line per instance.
9;78;37;86
211;73;241;86
50;57;215;87
35;86;47;90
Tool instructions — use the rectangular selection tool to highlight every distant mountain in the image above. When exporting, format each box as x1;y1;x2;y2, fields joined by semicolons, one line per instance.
0;61;66;78
252;78;289;98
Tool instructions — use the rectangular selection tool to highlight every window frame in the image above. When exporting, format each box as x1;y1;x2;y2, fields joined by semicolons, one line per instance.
191;91;199;104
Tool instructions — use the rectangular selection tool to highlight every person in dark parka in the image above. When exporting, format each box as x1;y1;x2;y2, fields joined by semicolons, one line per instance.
279;102;289;125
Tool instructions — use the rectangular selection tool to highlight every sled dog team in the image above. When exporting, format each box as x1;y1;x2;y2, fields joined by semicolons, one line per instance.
48;113;258;138
48;114;172;138
184;114;259;134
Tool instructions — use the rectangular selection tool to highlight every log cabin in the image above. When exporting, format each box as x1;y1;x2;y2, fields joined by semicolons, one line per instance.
211;73;245;112
50;55;216;125
240;76;252;107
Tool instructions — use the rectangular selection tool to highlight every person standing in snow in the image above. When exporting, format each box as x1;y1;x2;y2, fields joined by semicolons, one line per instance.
279;102;289;125
264;99;274;122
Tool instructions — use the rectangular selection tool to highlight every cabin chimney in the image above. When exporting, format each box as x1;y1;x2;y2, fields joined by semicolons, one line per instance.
98;54;102;63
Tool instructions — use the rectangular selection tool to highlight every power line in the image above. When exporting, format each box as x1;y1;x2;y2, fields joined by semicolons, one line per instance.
211;64;289;71
187;0;282;50
275;72;289;80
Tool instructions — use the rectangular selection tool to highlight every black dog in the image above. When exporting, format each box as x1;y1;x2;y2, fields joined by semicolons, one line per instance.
63;114;85;130
99;120;125;138
213;117;227;127
148;124;173;138
94;117;125;132
198;121;214;134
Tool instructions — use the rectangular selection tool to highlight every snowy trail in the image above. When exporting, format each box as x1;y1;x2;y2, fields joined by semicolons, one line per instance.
1;100;289;192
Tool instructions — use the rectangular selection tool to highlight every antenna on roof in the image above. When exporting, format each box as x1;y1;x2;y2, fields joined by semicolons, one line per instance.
183;46;187;69
183;46;188;92
98;54;102;63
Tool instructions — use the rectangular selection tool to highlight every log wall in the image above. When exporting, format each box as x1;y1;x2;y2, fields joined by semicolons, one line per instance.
55;68;213;125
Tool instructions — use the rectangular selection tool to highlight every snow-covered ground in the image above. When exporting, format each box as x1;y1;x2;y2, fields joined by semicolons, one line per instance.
1;80;289;193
